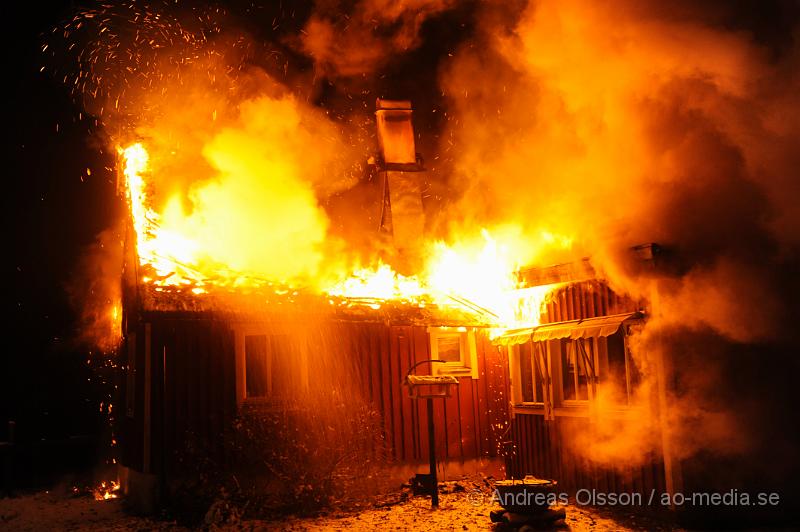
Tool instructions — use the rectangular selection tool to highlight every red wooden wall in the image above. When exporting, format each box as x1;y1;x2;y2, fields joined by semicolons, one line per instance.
507;414;667;494
540;279;641;325
119;317;510;478
119;318;237;476
343;323;509;464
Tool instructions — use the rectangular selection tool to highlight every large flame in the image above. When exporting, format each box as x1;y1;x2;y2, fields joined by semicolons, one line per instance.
120;143;563;328
121;143;209;293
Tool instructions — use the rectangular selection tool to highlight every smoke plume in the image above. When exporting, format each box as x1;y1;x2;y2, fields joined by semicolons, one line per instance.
300;0;457;78
438;0;800;473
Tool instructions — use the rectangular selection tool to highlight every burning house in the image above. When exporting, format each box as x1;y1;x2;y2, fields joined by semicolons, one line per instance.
117;96;686;517
117;99;518;511
29;0;800;526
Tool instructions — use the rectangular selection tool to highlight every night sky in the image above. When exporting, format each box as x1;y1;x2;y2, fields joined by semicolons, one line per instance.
5;2;117;449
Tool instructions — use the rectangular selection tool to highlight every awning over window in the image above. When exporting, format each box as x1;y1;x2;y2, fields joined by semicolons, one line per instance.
492;312;643;346
493;328;536;346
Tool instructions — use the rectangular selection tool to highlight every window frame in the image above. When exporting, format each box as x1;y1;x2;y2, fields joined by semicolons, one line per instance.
512;341;546;405
509;322;640;418
234;326;309;407
428;327;479;379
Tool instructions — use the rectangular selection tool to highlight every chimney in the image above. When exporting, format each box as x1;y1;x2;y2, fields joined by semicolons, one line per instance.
375;99;425;271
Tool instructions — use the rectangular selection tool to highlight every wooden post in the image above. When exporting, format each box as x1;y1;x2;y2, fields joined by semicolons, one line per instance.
655;341;683;507
143;323;151;474
427;397;439;507
234;328;245;407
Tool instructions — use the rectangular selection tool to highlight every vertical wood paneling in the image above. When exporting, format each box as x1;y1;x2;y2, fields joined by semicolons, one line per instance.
458;372;476;459
389;327;404;460
508;413;667;497
125;318;509;480
445;380;462;460
380;326;396;459
398;329;416;462
411;327;430;462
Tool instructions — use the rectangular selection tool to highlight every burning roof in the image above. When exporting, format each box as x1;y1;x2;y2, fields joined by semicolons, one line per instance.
117;103;564;330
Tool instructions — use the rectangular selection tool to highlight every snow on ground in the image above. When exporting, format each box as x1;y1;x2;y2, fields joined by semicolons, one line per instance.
0;487;680;531
250;489;680;531
0;490;181;531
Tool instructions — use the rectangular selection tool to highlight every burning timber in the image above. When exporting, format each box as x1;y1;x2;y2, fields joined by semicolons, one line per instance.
135;283;496;328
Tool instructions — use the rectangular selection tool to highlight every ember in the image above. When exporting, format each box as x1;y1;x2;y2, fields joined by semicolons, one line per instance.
92;480;120;501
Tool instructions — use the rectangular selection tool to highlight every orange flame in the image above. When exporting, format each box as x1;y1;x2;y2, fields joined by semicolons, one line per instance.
121;143;566;329
92;480;120;501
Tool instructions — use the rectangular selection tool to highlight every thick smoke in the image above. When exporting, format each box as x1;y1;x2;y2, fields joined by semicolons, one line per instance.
300;0;456;78
438;0;800;474
66;226;123;353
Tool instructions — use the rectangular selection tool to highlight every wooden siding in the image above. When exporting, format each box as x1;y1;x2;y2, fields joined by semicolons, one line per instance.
373;325;510;464
540;280;641;324
120;319;238;476
505;280;666;496
119;318;510;477
507;413;667;495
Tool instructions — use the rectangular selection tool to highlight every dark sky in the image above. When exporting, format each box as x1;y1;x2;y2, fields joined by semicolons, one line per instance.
3;2;119;444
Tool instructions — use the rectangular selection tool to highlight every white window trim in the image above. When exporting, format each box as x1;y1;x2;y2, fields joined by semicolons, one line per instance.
559;338;594;406
428;327;479;379
509;343;545;406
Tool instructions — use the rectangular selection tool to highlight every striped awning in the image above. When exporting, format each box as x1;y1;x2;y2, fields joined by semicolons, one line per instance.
493;328;537;346
493;312;643;346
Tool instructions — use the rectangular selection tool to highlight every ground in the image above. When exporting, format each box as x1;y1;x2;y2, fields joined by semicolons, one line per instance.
1;485;682;532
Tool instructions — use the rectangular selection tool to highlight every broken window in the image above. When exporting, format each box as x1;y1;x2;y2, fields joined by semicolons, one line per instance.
561;338;590;402
598;329;641;405
245;335;269;398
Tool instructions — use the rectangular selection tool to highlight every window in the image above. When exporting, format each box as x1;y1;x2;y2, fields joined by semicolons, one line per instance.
518;342;545;404
598;329;641;406
561;338;592;403
243;334;300;401
519;342;534;402
556;333;640;406
504;314;643;416
245;335;269;398
436;334;462;363
429;328;479;379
